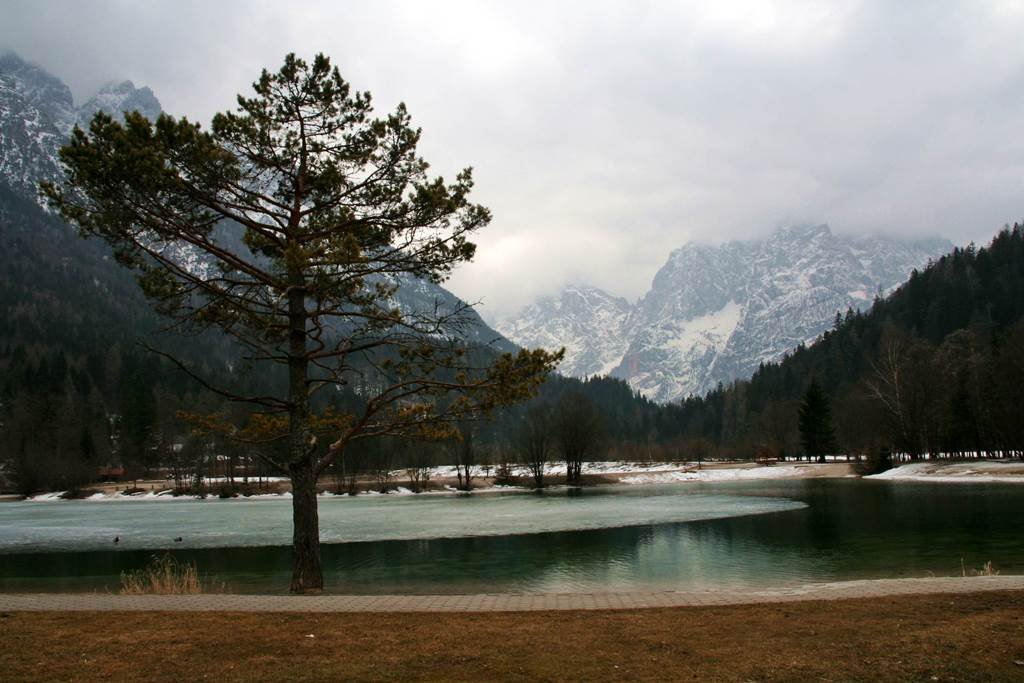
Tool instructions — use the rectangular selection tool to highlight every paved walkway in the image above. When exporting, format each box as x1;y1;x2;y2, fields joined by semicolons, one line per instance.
1;576;1022;612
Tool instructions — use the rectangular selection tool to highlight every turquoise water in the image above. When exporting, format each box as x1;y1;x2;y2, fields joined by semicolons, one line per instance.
0;479;1021;593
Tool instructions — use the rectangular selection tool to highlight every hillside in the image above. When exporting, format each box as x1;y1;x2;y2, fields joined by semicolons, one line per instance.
667;225;1024;459
0;52;520;493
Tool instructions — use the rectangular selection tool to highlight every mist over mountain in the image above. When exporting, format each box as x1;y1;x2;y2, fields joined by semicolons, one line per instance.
0;51;955;406
0;51;510;351
77;79;162;128
0;52;162;199
498;285;632;378
500;225;951;402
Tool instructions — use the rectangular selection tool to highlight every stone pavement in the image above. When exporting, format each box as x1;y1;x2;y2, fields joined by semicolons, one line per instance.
1;575;1022;612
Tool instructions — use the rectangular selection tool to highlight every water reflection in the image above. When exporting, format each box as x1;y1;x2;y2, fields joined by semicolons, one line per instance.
0;479;1021;593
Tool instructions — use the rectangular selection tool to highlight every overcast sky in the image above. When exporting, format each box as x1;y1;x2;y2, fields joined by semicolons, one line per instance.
4;1;1024;320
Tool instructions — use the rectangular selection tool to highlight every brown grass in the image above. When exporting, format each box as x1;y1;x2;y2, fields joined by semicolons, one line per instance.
2;591;1023;681
961;559;1001;577
119;554;203;595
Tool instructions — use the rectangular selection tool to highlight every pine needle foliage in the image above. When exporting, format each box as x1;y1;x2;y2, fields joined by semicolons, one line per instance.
43;54;561;592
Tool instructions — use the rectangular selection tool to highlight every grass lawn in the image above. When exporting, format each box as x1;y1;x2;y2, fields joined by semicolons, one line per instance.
2;591;1023;681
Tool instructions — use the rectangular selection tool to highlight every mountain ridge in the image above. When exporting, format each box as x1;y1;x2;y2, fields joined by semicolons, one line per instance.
499;224;951;402
0;51;513;353
497;284;632;377
0;52;163;201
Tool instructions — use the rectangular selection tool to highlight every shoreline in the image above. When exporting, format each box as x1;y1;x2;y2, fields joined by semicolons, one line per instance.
6;458;1024;502
6;460;846;502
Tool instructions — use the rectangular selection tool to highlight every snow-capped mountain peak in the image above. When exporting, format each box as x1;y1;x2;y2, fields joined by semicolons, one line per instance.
0;51;77;136
497;283;632;377
0;53;165;202
498;225;951;402
78;80;162;128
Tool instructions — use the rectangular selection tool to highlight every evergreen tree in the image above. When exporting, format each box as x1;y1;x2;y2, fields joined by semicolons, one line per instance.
798;380;837;462
42;53;559;592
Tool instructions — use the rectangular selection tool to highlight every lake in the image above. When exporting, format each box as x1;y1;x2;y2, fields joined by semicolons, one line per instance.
1;479;1021;594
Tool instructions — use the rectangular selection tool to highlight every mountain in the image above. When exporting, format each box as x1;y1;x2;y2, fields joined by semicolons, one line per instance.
389;272;517;352
0;52;165;201
498;225;951;402
0;52;77;135
497;284;631;376
0;55;69;197
0;52;525;495
669;225;1024;460
615;225;952;402
0;51;513;353
77;80;162;128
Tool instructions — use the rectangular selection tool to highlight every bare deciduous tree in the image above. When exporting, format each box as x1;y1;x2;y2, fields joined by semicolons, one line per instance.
448;425;477;491
553;392;602;485
865;325;941;458
517;403;552;488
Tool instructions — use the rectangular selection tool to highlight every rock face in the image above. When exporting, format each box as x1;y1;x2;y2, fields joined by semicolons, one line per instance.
0;52;77;135
0;74;65;197
0;51;513;352
0;53;73;197
0;52;165;200
499;225;951;402
77;80;163;128
389;272;518;352
497;284;632;377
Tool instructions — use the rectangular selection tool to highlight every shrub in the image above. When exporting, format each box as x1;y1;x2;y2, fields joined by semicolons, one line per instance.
120;554;202;594
493;461;515;486
217;484;238;499
855;447;892;476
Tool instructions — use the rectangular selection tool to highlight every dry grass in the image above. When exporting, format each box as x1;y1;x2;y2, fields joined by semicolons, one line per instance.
2;591;1023;681
979;560;1001;576
961;558;1001;577
119;554;203;595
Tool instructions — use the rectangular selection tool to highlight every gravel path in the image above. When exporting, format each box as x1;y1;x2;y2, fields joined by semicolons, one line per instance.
1;575;1021;612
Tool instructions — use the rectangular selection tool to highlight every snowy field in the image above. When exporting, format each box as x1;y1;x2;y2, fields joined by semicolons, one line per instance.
618;464;834;485
867;460;1024;483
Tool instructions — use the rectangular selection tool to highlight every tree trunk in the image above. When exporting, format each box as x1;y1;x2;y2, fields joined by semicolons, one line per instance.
289;459;323;593
287;274;322;593
567;458;582;485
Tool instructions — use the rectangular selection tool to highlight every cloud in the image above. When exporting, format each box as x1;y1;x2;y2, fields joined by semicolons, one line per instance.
3;1;1024;319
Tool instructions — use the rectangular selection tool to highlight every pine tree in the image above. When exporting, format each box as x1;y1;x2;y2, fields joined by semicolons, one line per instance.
798;379;837;462
43;53;560;592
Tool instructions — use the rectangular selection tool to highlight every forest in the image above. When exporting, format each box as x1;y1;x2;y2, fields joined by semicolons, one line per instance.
2;169;1023;496
668;225;1024;465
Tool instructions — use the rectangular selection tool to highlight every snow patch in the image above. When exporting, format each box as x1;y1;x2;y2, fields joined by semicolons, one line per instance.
27;491;67;501
866;461;1024;483
621;465;809;484
667;300;742;357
